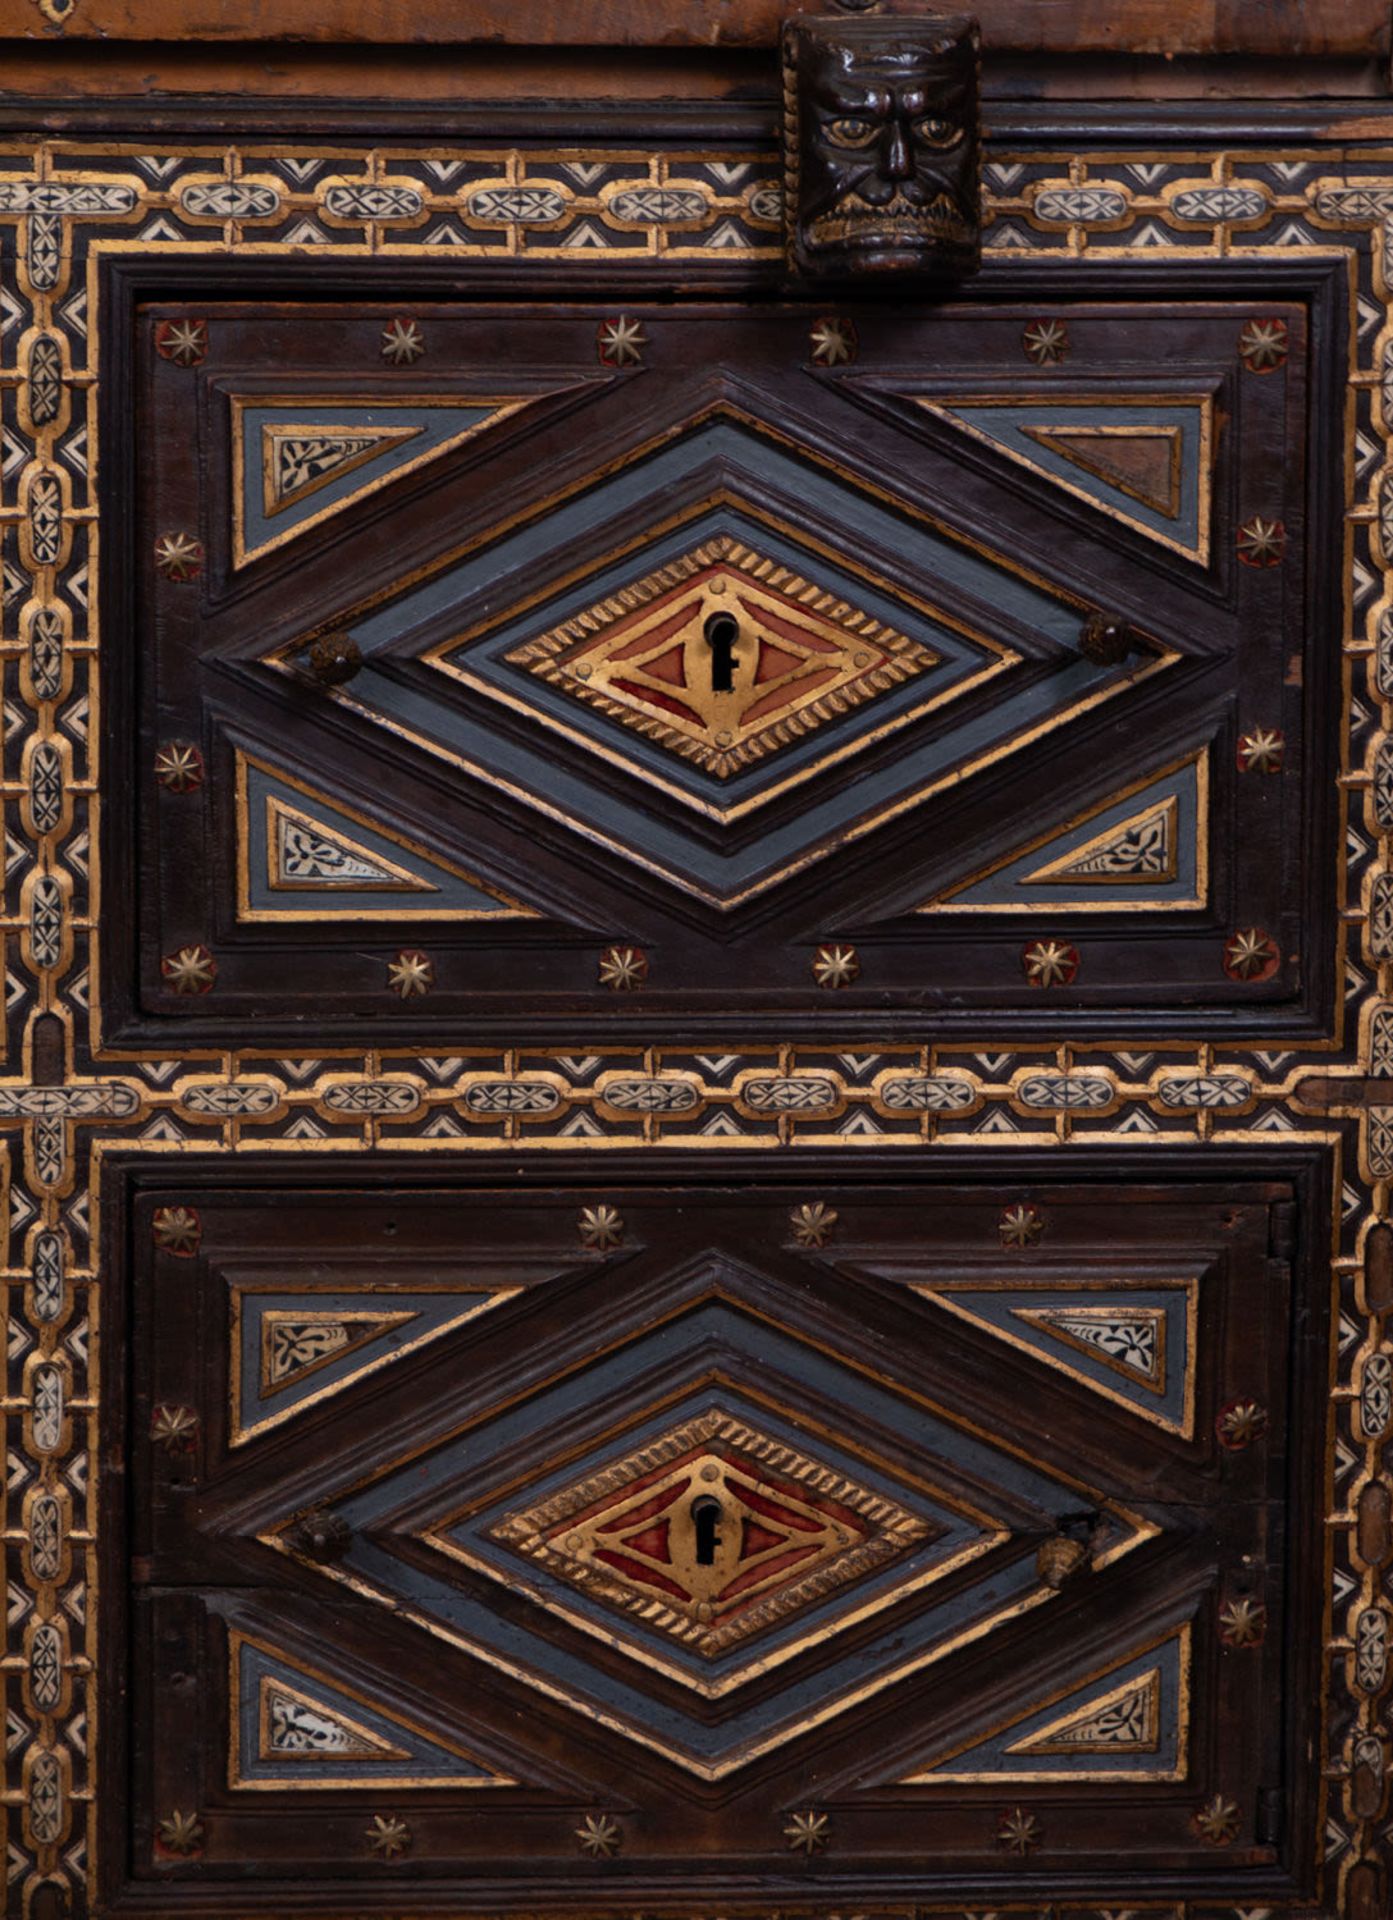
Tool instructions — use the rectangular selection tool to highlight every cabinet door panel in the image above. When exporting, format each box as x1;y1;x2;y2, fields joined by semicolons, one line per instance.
122;1167;1314;1904
123;281;1331;1042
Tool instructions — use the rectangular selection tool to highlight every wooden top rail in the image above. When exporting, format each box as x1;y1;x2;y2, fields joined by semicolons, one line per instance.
3;0;1387;53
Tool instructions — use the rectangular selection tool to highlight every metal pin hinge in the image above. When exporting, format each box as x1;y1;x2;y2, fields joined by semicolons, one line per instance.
1256;1785;1283;1846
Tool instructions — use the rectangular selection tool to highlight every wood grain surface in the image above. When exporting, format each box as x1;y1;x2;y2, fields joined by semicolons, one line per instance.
3;0;1385;54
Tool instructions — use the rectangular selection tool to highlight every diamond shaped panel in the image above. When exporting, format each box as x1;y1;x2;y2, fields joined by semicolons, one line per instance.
488;1404;936;1656
504;534;941;779
269;1296;1156;1775
301;414;1163;904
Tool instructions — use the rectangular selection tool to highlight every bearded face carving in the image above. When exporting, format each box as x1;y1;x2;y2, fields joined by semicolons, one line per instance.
782;12;981;282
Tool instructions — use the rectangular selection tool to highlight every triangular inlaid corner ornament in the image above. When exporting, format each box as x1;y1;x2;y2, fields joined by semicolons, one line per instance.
1012;1303;1167;1393
1007;1666;1162;1755
918;749;1208;914
262;422;421;518
257;1673;410;1760
912;394;1213;561
906;1275;1199;1434
1025;795;1178;886
260;1308;419;1397
1022;422;1182;518
235;749;542;921
230;1282;520;1444
892;1625;1190;1784
230;392;552;565
267;797;439;895
230;1633;518;1786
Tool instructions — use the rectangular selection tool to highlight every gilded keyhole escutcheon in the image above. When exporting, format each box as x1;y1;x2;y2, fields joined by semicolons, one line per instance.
704;611;740;693
691;1492;724;1566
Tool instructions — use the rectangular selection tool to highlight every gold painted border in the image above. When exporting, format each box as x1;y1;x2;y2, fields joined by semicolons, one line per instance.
228;1276;522;1444
914;386;1216;564
920;745;1210;914
234;747;541;921
908;1273;1200;1437
229;390;549;566
227;1630;517;1789
899;1620;1191;1784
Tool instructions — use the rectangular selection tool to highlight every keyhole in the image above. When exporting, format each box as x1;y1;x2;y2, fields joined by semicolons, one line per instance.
704;612;739;693
692;1494;723;1566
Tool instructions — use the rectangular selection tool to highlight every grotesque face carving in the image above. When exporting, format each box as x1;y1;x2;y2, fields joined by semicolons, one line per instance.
783;12;980;281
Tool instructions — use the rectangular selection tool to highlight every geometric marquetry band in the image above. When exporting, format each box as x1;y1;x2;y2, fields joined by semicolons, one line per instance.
0;129;1390;1920
0;1050;1344;1165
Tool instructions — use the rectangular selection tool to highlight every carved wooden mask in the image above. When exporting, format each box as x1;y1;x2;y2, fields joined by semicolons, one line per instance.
782;10;981;281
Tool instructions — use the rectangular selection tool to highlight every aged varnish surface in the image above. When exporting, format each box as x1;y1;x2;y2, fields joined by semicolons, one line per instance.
0;5;1390;1919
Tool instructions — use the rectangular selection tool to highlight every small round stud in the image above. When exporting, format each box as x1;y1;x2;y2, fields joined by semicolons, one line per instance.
154;533;204;582
307;632;362;687
387;950;433;997
997;1807;1040;1855
1193;1794;1241;1846
1216;1398;1268;1450
1236;517;1285;567
1035;1533;1087;1589
999;1203;1043;1249
598;945;647;990
790;1202;838;1248
380;318;425;365
153;1205;201;1255
150;1404;200;1452
1022;319;1068;366
365;1813;412;1859
783;1809;830;1855
809;316;857;366
1237;728;1284;774
155;1810;204;1856
155;319;208;368
1222;928;1278;982
154;742;204;793
161;945;216;994
597;316;647;368
1079;612;1136;666
578;1204;624;1250
575;1813;621;1859
1022;939;1078;988
812;943;859;989
1218;1596;1267;1646
287;1508;352;1563
1238;317;1288;374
